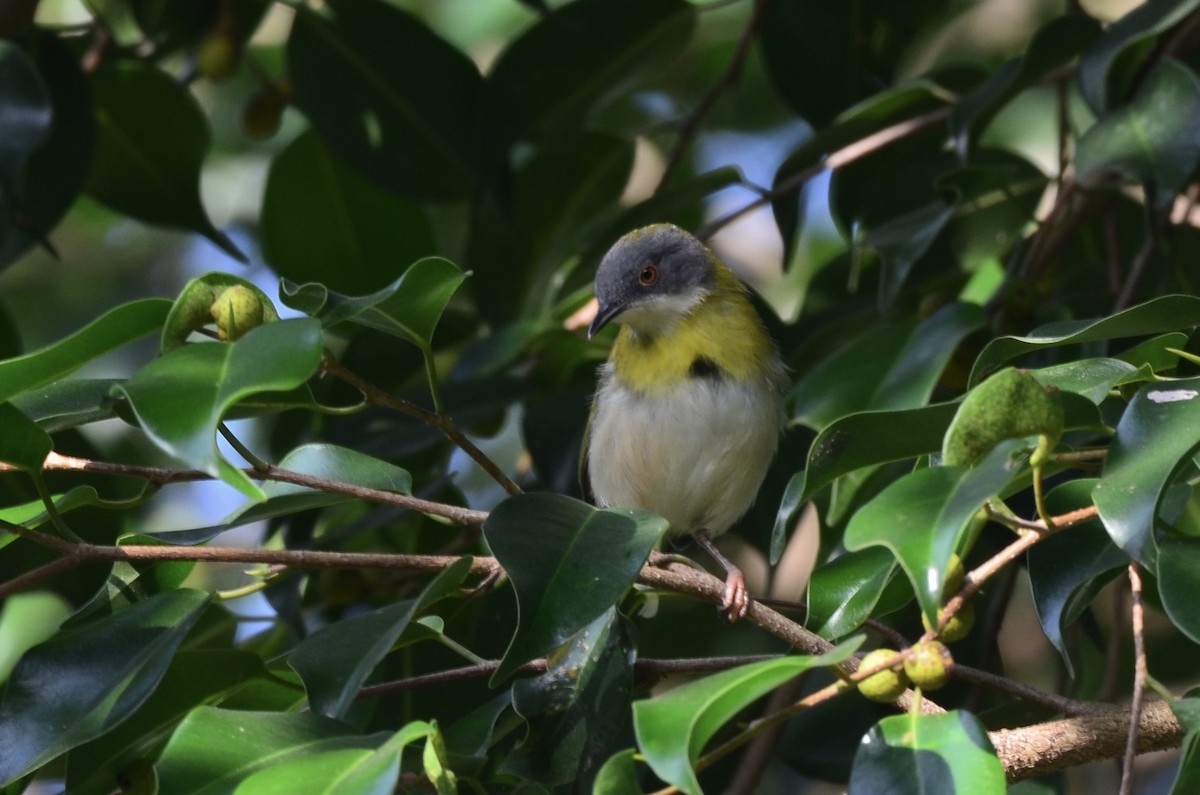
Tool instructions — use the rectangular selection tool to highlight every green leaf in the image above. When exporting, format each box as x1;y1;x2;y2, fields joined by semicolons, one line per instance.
1027;358;1139;403
0;403;50;472
792;302;986;430
848;710;1004;794
0;31;95;269
502;609;634;790
633;642;861;795
0;592;71;684
155;708;387;795
1027;479;1126;676
952;15;1100;155
845;441;1024;623
970;294;1200;385
1079;0;1200;113
480;0;695;148
1075;60;1200;210
806;547;907;640
1094;376;1200;568
115;318;324;500
483;493;667;683
287;0;481;199
261;130;436;295
0;298;171;404
592;749;642;795
288;558;472;719
1170;697;1200;794
65;650;267;795
1157;535;1200;644
85;63;243;261
865;201;956;312
0;41;51;192
11;379;123;432
280;257;467;354
0;589;211;786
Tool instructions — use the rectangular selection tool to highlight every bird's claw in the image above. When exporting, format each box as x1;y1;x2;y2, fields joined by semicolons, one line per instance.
721;568;750;622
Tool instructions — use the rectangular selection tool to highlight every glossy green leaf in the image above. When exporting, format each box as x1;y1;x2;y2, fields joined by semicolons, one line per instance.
952;15;1100;155
483;493;667;683
11;378;122;432
261;131;436;295
155;708;387;795
845;441;1024;623
1157;535;1200;644
806;547;907;640
0;592;70;683
288;557;472;719
1028;479;1126;676
86;63;242;261
0;41;51;190
1076;60;1200;209
502;609;634;790
592;749;642;795
0;298;170;404
287;0;481;199
231;723;432;795
0;589;211;786
480;0;695;148
280;257;467;354
1027;358;1139;403
1169;696;1200;794
866;201;956;311
970;294;1200;385
115;318;324;500
793;302;986;430
848;710;1004;794
66;650;267;795
1093;376;1200;567
0;31;95;269
634;642;861;795
0;403;50;471
1079;0;1200;113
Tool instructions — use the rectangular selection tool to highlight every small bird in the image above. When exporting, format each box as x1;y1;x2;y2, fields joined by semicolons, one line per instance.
583;224;786;620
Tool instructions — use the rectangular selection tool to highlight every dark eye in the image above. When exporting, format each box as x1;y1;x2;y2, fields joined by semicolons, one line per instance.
638;264;658;286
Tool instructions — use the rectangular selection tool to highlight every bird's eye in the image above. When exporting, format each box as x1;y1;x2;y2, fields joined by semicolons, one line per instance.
638;264;658;286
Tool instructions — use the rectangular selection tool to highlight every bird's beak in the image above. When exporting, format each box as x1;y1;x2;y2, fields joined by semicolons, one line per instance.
588;300;625;339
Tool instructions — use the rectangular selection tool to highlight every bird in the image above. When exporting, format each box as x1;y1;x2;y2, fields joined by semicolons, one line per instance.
583;223;786;620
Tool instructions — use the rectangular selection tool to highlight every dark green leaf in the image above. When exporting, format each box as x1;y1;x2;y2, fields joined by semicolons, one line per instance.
970;294;1200;385
1093;376;1200;567
0;41;51;190
1079;0;1200;113
480;0;695;149
845;442;1024;623
0;589;211;785
1170;697;1200;794
115;318;324;500
261;131;436;295
1157;535;1200;644
86;63;242;261
11;379;123;432
65;650;266;795
634;642;861;795
0;402;50;471
155;708;387;795
0;298;170;404
483;493;667;682
806;546;906;640
1028;358;1139;403
1027;479;1126;676
288;557;472;719
592;749;642;795
287;0;481;199
1075;60;1200;210
849;710;1004;794
866;201;956;311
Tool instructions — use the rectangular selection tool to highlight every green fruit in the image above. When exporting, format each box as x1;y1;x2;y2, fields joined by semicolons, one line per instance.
943;553;965;598
241;86;286;141
904;640;954;690
857;648;909;703
210;285;265;341
196;32;240;81
942;367;1063;467
922;601;975;643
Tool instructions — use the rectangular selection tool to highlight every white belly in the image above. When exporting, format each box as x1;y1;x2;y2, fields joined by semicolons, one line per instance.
586;364;783;537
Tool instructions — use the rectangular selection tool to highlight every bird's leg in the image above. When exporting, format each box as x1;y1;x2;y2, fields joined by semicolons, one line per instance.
694;535;750;622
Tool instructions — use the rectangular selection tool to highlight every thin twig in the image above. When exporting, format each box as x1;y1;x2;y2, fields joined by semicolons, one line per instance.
322;357;521;496
954;663;1099;717
1120;563;1148;795
656;0;774;190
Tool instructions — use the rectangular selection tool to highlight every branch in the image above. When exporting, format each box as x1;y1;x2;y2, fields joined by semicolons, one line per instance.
1120;563;1149;794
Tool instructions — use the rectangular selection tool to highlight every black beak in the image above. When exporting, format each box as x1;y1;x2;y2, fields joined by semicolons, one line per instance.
588;300;626;339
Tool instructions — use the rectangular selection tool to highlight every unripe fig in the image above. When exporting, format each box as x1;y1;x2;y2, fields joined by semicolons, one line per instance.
904;640;954;690
210;285;265;341
942;367;1062;467
196;32;240;81
857;648;909;703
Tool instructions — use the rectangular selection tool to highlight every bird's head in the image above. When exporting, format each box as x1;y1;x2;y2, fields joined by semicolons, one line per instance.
588;224;717;340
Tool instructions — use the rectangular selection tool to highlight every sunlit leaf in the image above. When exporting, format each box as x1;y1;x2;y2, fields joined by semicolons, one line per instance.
849;710;1004;794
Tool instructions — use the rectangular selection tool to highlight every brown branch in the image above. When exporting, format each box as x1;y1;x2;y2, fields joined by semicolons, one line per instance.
322;357;521;496
1120;563;1148;794
655;0;774;191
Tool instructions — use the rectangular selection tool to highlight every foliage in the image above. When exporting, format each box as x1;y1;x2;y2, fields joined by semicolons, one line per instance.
3;0;1200;793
